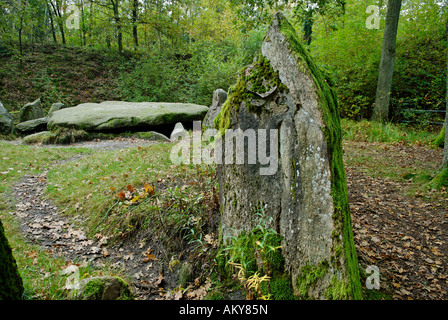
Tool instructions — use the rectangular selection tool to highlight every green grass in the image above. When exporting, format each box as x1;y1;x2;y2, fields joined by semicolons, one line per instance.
1;139;219;299
45;142;219;247
0;141;92;192
341;120;447;201
341;119;438;145
0;142;122;299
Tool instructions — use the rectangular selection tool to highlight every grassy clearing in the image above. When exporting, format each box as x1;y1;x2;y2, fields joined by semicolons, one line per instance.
341;120;446;201
0;141;92;192
0;142;119;299
45;142;219;252
341;119;439;145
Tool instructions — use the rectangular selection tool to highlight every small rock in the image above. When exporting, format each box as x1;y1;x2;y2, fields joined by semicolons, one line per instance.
203;89;227;129
170;122;187;141
0;101;13;135
15;117;48;134
19;98;44;123
71;276;134;300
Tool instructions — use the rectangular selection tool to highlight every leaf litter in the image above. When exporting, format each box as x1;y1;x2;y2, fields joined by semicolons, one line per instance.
8;138;215;300
345;141;448;299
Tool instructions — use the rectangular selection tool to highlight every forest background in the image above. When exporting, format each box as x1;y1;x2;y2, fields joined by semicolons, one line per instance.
0;0;446;125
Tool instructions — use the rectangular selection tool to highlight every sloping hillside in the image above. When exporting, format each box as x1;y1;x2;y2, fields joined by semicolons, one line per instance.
0;43;125;119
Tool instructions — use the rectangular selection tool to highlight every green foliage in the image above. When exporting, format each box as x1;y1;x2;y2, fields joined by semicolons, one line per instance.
310;0;447;120
341;119;438;145
219;225;284;278
117;39;252;106
296;260;329;298
262;274;296;300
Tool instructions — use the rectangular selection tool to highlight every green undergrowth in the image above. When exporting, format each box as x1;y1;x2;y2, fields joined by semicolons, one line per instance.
216;211;295;300
341;119;439;145
45;142;220;255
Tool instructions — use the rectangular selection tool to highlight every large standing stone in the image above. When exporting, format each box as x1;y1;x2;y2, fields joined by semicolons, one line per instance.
0;102;13;135
215;13;361;299
19;98;44;123
47;101;209;132
203;89;227;129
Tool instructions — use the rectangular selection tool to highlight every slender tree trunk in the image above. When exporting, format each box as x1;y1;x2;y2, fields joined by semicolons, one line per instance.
47;2;58;44
80;1;86;46
442;17;448;169
18;17;23;57
111;0;122;53
50;0;66;45
371;0;402;122
18;16;23;68
132;0;139;49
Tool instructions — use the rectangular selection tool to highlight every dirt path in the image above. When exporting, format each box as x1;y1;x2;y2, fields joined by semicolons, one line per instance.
9;138;179;300
345;143;448;300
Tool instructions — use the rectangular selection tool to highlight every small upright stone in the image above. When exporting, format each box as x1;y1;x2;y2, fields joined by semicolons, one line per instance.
170;122;187;141
0;102;13;135
203;89;227;129
19;98;44;123
47;102;67;118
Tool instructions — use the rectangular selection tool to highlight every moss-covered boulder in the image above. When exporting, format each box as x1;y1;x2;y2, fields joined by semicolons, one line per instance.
15;117;48;135
216;12;362;300
0;219;24;300
19;98;44;123
71;276;133;300
0;101;14;135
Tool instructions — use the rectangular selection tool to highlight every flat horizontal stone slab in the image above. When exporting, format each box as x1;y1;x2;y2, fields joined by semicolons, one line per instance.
47;101;209;132
16;117;48;134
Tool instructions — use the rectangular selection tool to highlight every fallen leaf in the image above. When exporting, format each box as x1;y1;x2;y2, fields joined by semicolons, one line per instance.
102;247;110;257
155;273;164;286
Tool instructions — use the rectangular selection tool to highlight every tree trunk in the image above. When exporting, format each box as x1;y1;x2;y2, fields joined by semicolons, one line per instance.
50;0;66;45
111;0;122;53
47;2;58;44
0;219;24;300
18;16;23;68
132;0;139;49
441;17;448;170
371;0;402;122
